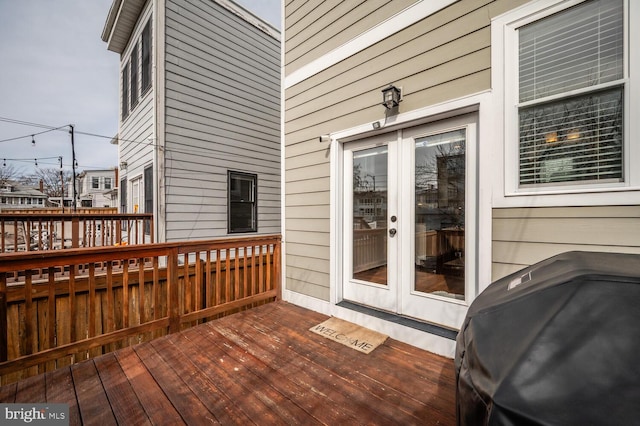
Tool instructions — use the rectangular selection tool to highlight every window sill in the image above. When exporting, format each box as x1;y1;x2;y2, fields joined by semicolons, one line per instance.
495;185;640;208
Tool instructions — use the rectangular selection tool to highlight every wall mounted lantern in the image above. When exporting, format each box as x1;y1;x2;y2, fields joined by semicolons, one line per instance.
119;161;128;170
382;85;401;109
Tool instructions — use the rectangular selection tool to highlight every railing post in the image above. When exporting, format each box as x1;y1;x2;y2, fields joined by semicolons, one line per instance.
116;220;122;244
275;238;282;301
168;247;180;334
71;216;79;249
0;272;7;362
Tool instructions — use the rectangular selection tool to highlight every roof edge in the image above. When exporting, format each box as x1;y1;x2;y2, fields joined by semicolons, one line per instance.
101;0;122;43
214;0;280;41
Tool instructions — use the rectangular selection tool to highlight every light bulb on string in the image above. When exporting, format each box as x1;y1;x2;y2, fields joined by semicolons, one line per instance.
35;159;38;167
2;159;5;167
31;135;35;147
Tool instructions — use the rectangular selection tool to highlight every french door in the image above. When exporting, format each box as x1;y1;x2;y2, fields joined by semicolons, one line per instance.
342;114;477;329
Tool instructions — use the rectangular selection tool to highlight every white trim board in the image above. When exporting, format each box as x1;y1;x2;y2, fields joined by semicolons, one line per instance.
284;0;457;88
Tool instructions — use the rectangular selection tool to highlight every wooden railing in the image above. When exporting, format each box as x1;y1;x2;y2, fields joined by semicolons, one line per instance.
0;234;281;385
0;208;117;215
353;228;387;273
0;212;153;253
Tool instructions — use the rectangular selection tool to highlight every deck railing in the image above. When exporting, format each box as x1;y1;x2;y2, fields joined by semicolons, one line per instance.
0;234;281;385
353;228;387;273
0;212;154;253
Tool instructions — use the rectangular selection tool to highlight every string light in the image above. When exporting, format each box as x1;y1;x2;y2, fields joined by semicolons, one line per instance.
31;135;35;147
35;158;38;166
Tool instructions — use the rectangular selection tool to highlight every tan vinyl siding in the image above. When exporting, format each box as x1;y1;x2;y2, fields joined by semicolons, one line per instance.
164;0;280;240
492;206;640;280
284;0;522;301
285;0;416;75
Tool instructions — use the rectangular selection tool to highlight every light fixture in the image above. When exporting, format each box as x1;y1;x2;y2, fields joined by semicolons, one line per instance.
545;131;558;143
567;129;580;140
382;85;401;109
372;121;381;130
31;135;35;147
120;161;128;170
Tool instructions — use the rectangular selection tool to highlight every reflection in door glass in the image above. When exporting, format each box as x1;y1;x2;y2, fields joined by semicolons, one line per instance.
414;129;465;299
352;146;388;285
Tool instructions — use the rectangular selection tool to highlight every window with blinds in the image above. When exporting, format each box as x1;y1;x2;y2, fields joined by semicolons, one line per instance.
518;0;624;186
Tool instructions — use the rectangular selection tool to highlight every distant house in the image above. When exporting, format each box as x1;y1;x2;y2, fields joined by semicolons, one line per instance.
76;169;118;208
0;181;47;210
101;0;281;242
282;0;640;357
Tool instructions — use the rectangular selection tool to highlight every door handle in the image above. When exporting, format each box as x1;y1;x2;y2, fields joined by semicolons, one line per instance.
389;228;397;237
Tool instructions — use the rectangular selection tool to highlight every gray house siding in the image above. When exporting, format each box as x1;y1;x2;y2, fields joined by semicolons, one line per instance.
118;1;155;213
163;0;280;240
105;0;280;242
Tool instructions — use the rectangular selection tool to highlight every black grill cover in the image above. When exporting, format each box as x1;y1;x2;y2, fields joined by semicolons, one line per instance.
455;251;640;425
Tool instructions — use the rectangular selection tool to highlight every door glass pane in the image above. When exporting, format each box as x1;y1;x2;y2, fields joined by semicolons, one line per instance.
415;129;465;299
352;146;388;285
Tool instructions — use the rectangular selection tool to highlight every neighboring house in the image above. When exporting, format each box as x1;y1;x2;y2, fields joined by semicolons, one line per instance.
283;0;639;357
0;181;47;210
76;169;118;208
101;0;280;242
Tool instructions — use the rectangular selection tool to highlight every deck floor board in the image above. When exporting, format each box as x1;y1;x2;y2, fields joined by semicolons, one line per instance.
0;301;456;425
93;353;151;426
217;304;424;424
70;360;117;426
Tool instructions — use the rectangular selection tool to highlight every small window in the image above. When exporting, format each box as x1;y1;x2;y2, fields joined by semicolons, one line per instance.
104;178;112;189
131;177;141;213
130;43;139;108
517;0;624;187
228;171;257;233
141;18;152;93
92;177;100;189
122;62;129;119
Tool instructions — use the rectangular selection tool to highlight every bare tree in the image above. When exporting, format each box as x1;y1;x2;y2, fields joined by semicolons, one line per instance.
28;168;73;200
0;164;19;186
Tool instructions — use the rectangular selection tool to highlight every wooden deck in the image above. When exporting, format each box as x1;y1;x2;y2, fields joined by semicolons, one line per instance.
0;301;456;425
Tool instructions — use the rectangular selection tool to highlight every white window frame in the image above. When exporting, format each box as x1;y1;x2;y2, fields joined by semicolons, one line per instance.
491;0;640;207
130;176;142;213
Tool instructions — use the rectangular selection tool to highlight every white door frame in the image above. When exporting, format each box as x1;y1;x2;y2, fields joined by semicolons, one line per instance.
399;114;478;329
329;93;493;329
340;115;477;328
342;132;399;312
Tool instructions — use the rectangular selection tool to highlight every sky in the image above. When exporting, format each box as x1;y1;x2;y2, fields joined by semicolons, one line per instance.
0;0;281;178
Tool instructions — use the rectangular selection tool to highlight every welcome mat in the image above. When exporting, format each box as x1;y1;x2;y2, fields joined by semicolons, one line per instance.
309;317;388;354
